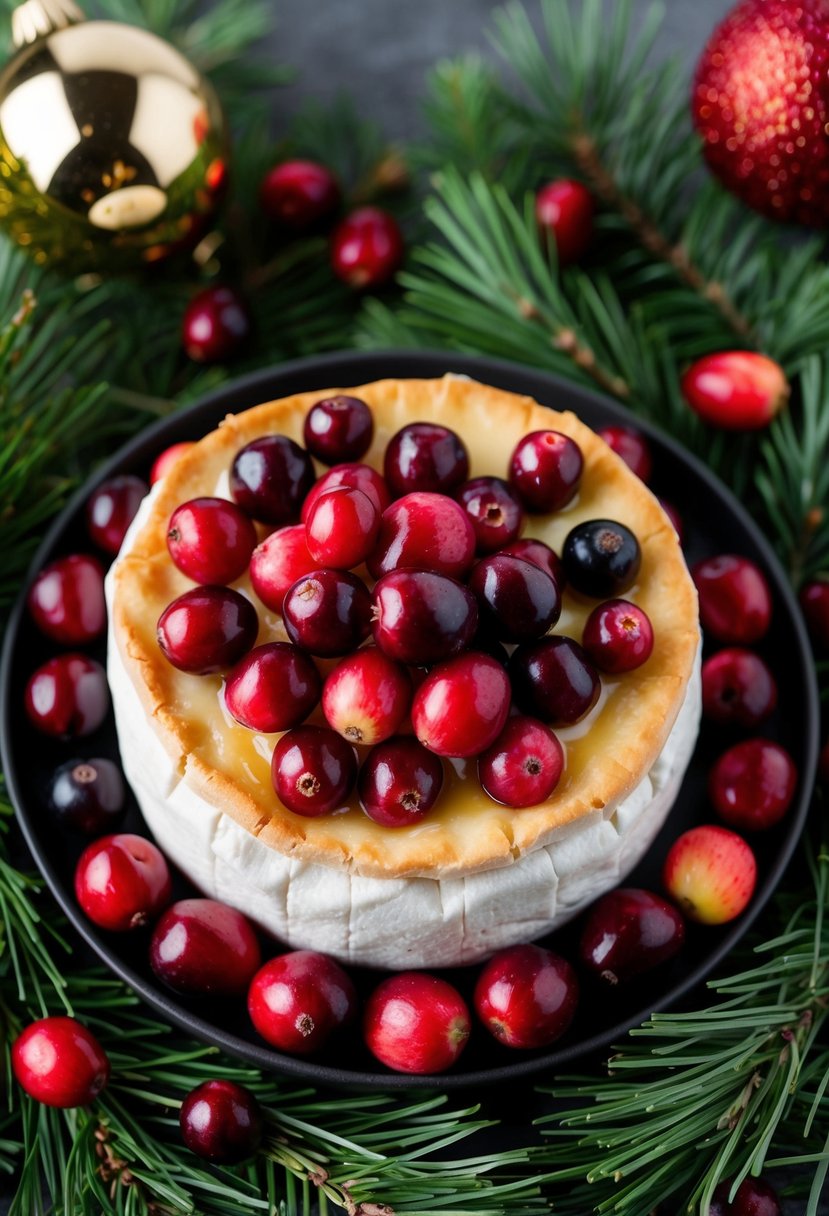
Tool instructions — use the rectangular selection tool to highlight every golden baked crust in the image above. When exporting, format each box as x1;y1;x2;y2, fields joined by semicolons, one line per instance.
111;375;699;878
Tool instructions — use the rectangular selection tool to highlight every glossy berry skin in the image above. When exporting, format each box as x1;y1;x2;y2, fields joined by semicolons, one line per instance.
167;497;257;585
799;579;829;652
182;286;251;363
259;159;340;229
363;973;470;1074
501;538;565;593
682;352;788;430
12;1017;109;1108
271;725;357;816
579;888;685;984
225;642;321;733
305;486;380;569
535;179;594;265
86;475;148;555
663;825;757;925
180;1079;263;1164
509;636;600;726
692;555;772;645
709;738;797;832
157;586;258;674
248;951;357;1054
474;944;579;1049
478;716;564;808
709;1176;782;1216
330;206;404;288
701;648;777;727
508;430;583;513
371;569;479;665
384;422;469;498
582;599;654;673
28;554;106;645
74;833;172;931
302;462;391;523
25;654;109;738
455;477;524;554
367;491;476;580
230;434;315;525
150;899;261;995
249;525;317;613
150;441;195;485
412;652;511;758
563;520;642;598
358;736;444;826
596;425;653;482
50;758;125;834
303;395;373;464
323;648;411;746
469;553;560;643
282;569;371;657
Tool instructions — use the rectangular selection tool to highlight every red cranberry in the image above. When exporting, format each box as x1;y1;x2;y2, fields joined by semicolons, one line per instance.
86;475;148;555
663;825;757;924
501;537;565;593
468;553;560;642
709;738;797;831
303;395;373;464
701;648;777;727
74;833;171;931
799;579;829;651
384;422;469;497
157;586;258;674
180;1079;263;1164
150;441;195;485
167;497;257;585
305;486;380;569
582;599;654;673
478;716;564;807
230;434;315;525
563;519;641;598
579;888;685;984
225;642;321;733
150;898;261;995
363;973;470;1074
509;636;600;725
371;569;478;665
322;648;411;746
282;569;371;657
12;1017;109;1107
508;430;583;513
659;498;685;543
330;206;404;288
596;425;653;482
49;758;125;834
709;1177;781;1216
249;525;317;613
358;737;444;826
692;555;772;644
367;491;476;580
474;944;579;1049
682;352;788;431
535;179;594;265
271;725;357;816
248;951;357;1054
259;159;340;229
28;554;106;645
182;286;251;363
25;654;109;738
302;462;391;523
412;652;511;757
455;477;524;553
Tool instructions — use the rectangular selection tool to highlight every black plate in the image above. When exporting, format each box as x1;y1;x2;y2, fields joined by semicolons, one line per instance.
1;350;819;1089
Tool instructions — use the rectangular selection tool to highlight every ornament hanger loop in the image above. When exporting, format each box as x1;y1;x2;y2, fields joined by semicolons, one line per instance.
11;0;85;48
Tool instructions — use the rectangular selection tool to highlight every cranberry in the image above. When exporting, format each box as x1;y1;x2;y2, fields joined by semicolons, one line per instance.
582;598;654;673
180;1079;263;1164
596;425;653;482
282;569;371;657
230;434;315;525
25;654;109;738
663;825;757;924
330;206;404;289
271;725;357;816
474;944;579;1049
358;737;444;826
157;586;258;674
249;525;317;613
501;537;565;593
579;888;685;984
303;395;373;464
412;652;511;757
367;491;476;580
86;475;147;555
701;648;777;727
455;477;524;553
305;486;380;569
710;1177;781;1216
248;951;357;1054
322;648;411;746
259;159;340;229
302;462;391;523
692;555;772;644
12;1017;109;1107
28;554;106;645
709;738;797;831
659;498;685;543
150;441;195;485
799;578;829;651
150;898;261;995
49;758;125;834
563;519;641;598
468;553;560;642
508;430;583;513
681;352;788;431
225;642;321;733
371;569;478;665
478;716;564;807
74;833;171;931
535;179;594;265
182;286;251;363
363;973;470;1074
384;422;469;498
509;636;600;725
167;497;257;585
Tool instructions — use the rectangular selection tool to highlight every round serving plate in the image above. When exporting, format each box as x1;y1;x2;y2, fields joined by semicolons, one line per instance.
0;350;819;1090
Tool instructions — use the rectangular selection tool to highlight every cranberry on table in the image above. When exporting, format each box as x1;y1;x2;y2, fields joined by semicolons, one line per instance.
501;537;565;593
562;519;642;598
701;648;777;727
322;648;411;746
508;430;583;513
359;736;444;826
509;636;600;726
692;555;772;645
596;425;653;482
12;1017;109;1108
167;497;257;585
367;491;476;580
663;824;757;925
303;395;373;464
363;972;470;1074
305;485;380;569
582;598;654;673
182;286;251;363
474;944;579;1049
371;569;479;665
249;525;317;614
681;351;788;430
282;569;371;657
248;951;357;1054
412;652;511;758
225;642;321;733
535;179;594;265
86;475;148;555
301;462;391;523
50;758;125;834
455;476;524;553
799;578;829;651
330;206;404;289
25;654;109;738
468;553;560;643
271;725;357;816
478;716;564;808
157;586;258;674
709;738;797;831
709;1176;782;1216
579;888;685;984
28;554;106;645
150;898;261;995
259;159;340;229
75;833;172;931
230;434;315;525
150;441;195;485
384;422;469;497
180;1079;263;1164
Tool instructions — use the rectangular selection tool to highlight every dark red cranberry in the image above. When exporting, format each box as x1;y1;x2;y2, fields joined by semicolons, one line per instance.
180;1079;263;1164
364;973;470;1074
596;425;653;482
709;738;797;831
701;648;777;727
474;944;579;1048
230;434;315;525
49;758;125;834
12;1017;110;1107
709;1177;781;1216
509;636;600;725
455;477;524;553
305;486;380;569
411;652;511;757
271;725;357;816
508;430;583;513
249;525;316;613
582;598;654;673
282;569;371;657
799;579;829;651
468;553;560;642
322;648;411;746
535;179;594;265
150;899;261;995
563;519;641;598
384;422;469;497
501;538;565;593
358;737;444;826
150;442;195;485
167;497;257;585
303;395;373;464
367;491;476;580
579;888;685;984
478;716;564;807
28;554;106;645
259;159;340;229
74;833;171;931
225;642;321;732
330;206;404;289
25;654;109;738
658;498;685;543
86;475;148;555
692;555;772;645
302;462;391;523
248;951;357;1054
157;587;258;674
182;286;251;363
371;569;478;665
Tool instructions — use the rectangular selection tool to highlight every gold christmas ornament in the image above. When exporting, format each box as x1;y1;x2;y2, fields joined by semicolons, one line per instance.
0;0;228;271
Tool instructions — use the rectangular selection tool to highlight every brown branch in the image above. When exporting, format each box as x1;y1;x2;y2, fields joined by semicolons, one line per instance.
95;1125;164;1215
516;296;630;399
